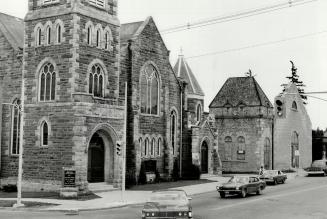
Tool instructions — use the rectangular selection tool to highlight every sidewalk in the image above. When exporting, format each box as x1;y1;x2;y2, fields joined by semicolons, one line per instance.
0;176;228;212
0;172;302;212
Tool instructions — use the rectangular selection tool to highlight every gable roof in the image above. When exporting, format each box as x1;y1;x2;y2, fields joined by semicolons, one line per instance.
209;77;272;108
120;16;153;43
0;12;24;50
173;54;204;97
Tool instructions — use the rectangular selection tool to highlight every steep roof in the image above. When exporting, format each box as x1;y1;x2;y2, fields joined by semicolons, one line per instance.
209;77;272;108
173;54;204;97
120;21;144;42
0;12;24;50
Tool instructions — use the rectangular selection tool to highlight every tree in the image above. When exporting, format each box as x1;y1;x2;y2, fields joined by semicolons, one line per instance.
283;61;307;104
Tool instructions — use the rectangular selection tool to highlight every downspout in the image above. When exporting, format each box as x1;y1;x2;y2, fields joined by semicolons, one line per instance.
179;83;183;178
272;119;274;170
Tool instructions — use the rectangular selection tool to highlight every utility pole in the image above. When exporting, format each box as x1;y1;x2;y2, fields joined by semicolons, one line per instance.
121;82;127;203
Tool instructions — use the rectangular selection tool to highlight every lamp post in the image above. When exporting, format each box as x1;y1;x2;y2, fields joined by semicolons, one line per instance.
2;95;24;207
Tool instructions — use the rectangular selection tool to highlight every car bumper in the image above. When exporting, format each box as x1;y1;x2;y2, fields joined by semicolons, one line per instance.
307;171;325;175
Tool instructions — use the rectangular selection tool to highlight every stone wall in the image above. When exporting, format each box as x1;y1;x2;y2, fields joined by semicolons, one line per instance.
273;84;312;169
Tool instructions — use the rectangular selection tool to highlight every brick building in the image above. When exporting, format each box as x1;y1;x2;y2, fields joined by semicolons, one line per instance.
209;76;274;173
0;1;218;192
274;83;312;169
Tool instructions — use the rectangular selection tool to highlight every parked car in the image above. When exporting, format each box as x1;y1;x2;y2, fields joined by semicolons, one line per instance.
142;190;193;219
304;159;327;176
259;170;287;185
216;175;266;198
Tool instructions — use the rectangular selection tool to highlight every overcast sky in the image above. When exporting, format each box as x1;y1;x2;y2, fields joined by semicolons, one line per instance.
1;0;326;129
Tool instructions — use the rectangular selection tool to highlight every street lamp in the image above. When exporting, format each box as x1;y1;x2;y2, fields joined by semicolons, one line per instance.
2;97;24;207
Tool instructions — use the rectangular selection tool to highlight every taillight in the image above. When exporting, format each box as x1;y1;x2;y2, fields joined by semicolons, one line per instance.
188;211;192;218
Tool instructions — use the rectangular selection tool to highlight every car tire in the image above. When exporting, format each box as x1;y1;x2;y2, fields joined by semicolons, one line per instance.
241;189;247;198
281;179;285;184
274;179;278;185
219;192;225;198
256;187;262;195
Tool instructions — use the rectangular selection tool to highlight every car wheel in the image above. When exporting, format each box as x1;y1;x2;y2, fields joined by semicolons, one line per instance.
219;192;225;198
274;179;278;185
256;187;262;195
281;179;285;184
241;189;247;198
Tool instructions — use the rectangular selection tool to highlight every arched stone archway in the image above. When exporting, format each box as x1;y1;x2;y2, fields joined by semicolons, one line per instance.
201;141;209;174
87;128;115;184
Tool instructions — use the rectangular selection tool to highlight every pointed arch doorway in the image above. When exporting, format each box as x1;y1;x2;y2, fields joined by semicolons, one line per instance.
87;130;114;183
201;141;209;174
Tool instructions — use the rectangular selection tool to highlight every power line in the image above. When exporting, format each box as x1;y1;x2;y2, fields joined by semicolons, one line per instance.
161;0;319;34
304;91;327;94
306;95;327;102
184;29;327;60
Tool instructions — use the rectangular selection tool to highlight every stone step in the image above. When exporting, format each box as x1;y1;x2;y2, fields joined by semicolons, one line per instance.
88;182;118;193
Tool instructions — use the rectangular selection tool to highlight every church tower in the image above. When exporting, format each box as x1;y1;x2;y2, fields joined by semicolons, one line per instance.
22;0;124;191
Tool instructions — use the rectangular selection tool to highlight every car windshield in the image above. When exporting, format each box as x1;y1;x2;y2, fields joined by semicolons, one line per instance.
228;176;249;184
148;191;188;205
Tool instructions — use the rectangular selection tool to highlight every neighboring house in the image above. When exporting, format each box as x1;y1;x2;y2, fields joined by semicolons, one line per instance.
209;76;274;173
274;83;312;169
0;1;218;191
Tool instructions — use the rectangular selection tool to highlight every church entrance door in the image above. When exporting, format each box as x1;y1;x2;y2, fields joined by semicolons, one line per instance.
201;142;209;174
88;133;105;183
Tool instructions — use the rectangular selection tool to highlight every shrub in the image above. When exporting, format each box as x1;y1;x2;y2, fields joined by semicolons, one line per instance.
183;164;201;180
138;162;147;185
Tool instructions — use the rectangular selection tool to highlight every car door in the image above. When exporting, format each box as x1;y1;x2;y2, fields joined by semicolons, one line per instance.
248;177;257;193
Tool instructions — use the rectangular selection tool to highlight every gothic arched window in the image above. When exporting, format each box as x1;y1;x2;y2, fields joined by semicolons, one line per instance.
87;26;92;45
40;63;56;101
46;25;51;45
144;138;149;157
237;136;245;160
170;111;177;155
157;138;161;157
104;31;110;50
140;64;159;115
36;27;42;46
96;29;101;48
89;64;104;97
89;0;105;8
11;99;21;155
196;104;202;121
41;121;49;147
292;101;297;110
56;24;62;44
151;138;155;157
224;136;232;160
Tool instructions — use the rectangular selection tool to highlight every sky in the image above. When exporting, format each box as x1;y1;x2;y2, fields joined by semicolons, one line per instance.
0;0;326;129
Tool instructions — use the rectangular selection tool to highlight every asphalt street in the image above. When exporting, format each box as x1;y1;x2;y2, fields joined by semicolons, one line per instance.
1;176;327;219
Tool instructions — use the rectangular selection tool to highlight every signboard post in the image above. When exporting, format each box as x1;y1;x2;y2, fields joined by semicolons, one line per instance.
60;167;78;198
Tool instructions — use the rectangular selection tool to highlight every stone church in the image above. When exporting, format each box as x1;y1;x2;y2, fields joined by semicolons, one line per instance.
0;0;217;192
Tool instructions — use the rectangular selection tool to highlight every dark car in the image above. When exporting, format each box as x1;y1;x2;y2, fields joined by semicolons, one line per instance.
216;175;266;198
304;159;327;176
259;170;287;185
142;190;193;219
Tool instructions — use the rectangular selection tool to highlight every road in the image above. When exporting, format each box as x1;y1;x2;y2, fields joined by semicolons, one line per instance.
1;176;327;219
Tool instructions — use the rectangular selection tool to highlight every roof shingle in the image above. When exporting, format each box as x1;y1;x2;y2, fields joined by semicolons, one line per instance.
0;12;24;50
209;77;272;108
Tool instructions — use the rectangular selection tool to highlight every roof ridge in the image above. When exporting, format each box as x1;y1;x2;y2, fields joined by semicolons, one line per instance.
0;12;23;21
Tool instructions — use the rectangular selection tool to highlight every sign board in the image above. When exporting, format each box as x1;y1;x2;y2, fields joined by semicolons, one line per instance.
294;150;300;156
62;168;76;187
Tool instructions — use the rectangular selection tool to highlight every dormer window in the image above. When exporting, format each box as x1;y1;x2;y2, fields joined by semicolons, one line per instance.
89;0;105;8
43;0;59;5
